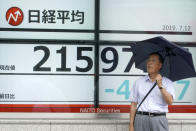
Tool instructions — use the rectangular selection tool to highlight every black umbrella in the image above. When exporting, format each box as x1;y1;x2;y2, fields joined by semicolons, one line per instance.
132;36;196;81
131;36;196;124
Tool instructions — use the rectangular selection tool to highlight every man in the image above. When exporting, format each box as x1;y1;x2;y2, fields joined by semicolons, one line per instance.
129;53;175;131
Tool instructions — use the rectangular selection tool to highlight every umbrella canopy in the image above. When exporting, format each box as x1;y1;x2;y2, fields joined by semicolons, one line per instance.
131;36;196;81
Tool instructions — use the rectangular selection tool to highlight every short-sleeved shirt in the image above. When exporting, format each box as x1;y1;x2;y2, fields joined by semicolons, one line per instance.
130;75;175;113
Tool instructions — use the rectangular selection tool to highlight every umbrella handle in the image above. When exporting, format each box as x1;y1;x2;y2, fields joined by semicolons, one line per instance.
133;82;157;125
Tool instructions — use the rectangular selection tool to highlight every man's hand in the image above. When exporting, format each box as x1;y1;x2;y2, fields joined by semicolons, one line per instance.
155;74;173;105
155;74;163;88
130;102;137;131
130;125;134;131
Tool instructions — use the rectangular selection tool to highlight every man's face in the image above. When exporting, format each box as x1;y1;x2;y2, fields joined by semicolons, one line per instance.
146;54;162;74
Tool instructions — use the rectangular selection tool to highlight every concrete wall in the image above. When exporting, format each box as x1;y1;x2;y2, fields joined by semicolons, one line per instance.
0;113;195;131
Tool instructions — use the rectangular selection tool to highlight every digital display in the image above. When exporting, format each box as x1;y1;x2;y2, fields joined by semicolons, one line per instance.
100;0;196;42
0;0;195;113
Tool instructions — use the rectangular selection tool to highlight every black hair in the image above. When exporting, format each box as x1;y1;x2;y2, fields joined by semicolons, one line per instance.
149;52;164;64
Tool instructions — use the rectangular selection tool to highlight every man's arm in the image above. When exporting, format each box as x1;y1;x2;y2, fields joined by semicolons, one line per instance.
160;88;173;105
156;74;173;105
130;102;137;131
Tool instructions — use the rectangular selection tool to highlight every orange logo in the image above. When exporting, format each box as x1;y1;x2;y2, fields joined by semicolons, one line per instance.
6;7;24;26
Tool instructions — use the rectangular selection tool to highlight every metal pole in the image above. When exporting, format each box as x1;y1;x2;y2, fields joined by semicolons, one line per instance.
94;0;100;108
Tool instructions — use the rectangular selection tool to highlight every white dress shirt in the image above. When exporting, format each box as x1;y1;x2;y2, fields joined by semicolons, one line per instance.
130;75;175;113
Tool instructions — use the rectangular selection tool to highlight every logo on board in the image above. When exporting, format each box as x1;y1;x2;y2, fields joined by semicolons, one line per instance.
6;7;24;26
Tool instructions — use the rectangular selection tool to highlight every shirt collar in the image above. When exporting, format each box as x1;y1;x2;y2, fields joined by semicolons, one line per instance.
145;74;154;82
144;75;150;81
